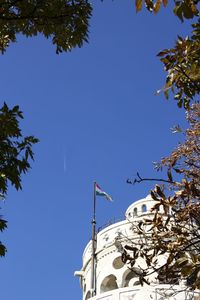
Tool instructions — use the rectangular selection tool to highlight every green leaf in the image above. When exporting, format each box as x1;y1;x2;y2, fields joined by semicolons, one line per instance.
0;218;7;232
164;89;169;99
177;99;183;108
174;5;184;22
0;243;7;256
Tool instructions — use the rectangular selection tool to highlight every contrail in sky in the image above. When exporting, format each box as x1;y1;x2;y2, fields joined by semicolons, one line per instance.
63;153;66;173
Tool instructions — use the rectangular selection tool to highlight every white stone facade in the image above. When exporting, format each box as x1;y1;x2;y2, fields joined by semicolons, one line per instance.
75;195;199;300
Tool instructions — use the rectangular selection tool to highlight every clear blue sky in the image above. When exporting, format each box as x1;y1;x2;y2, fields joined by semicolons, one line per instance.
0;1;192;299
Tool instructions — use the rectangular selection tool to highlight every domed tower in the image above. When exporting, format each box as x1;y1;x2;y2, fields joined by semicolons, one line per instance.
75;195;196;300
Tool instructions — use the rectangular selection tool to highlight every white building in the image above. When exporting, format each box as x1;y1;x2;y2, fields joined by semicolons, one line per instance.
75;195;199;300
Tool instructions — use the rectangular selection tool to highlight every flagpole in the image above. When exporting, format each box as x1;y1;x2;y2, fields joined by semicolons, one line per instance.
91;181;97;297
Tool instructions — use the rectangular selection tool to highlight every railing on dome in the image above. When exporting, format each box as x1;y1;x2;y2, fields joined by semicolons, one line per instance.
89;287;200;300
154;288;200;300
97;216;125;232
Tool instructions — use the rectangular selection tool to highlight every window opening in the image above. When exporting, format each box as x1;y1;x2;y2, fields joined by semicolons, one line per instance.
142;204;147;213
133;207;138;216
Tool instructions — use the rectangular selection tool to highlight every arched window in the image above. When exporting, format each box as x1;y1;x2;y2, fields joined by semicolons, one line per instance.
133;207;138;216
142;204;147;213
122;269;139;287
100;274;118;293
128;212;132;218
133;280;140;286
85;291;91;300
113;256;125;269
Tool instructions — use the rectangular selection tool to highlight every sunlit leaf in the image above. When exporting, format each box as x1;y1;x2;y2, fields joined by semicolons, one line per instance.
136;0;143;12
154;0;162;13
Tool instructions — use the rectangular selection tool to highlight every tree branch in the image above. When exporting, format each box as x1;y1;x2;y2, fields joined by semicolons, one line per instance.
0;13;72;21
127;172;175;185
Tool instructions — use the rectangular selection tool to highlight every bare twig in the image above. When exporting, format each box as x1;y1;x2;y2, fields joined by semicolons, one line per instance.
127;172;175;185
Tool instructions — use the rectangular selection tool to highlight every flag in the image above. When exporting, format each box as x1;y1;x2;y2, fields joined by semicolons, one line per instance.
95;183;113;201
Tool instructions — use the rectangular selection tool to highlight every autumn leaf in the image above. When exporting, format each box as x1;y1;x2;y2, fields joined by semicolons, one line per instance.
162;0;168;7
154;0;162;14
136;0;143;12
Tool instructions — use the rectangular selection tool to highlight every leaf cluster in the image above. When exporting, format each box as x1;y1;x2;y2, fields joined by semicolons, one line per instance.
0;0;92;54
124;1;200;291
124;104;200;290
0;103;39;193
134;1;200;109
157;19;200;108
0;103;38;256
135;0;199;19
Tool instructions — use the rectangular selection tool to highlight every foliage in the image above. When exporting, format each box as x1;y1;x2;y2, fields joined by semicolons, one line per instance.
157;19;200;108
0;0;92;54
122;0;200;292
0;1;92;257
0;103;38;256
125;104;200;289
135;0;200;108
135;0;199;20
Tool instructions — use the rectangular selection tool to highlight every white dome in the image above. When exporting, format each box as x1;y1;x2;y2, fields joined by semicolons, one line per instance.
125;194;158;219
75;194;192;300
